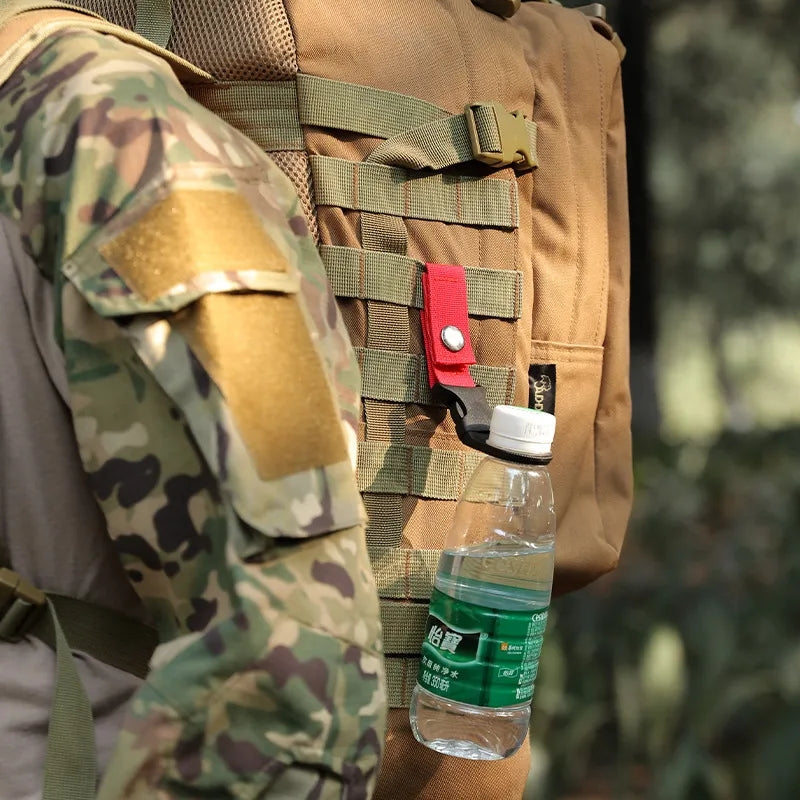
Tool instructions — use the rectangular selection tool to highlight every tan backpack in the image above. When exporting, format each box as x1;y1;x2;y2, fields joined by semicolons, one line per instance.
108;0;633;695
4;0;632;796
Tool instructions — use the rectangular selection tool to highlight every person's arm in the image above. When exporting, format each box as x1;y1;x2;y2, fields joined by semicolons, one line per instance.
0;20;385;799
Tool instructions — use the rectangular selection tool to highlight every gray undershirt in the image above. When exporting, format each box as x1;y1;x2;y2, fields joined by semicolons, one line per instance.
0;217;143;800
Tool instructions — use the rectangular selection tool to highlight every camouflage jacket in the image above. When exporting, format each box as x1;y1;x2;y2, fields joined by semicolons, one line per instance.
0;12;385;799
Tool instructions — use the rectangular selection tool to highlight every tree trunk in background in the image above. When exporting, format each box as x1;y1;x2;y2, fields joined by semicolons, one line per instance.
616;0;660;436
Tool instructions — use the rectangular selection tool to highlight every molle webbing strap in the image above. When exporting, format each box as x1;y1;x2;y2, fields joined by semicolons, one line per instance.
358;442;484;500
134;0;171;48
320;245;522;319
381;600;430;655
363;400;406;442
382;599;431;705
363;493;405;551
357;348;516;408
385;656;418;707
360;168;410;447
297;74;449;138
369;547;440;600
360;152;412;507
363;495;405;549
187;75;536;171
360;212;408;257
310;156;519;228
186;81;304;152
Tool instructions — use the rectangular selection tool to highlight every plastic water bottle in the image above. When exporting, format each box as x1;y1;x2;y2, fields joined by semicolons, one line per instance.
409;405;556;760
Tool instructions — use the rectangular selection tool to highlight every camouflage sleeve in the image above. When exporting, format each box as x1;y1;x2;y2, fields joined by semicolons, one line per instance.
0;23;385;800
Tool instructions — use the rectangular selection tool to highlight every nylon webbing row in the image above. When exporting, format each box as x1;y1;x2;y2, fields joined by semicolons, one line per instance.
310;156;518;228
369;546;440;600
356;348;515;408
358;442;484;499
297;74;448;139
186;81;304;152
134;0;171;48
384;655;419;707
320;245;522;319
184;75;536;172
381;599;431;655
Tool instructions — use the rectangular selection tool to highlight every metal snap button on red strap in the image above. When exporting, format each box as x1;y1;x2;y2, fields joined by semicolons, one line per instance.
440;325;465;352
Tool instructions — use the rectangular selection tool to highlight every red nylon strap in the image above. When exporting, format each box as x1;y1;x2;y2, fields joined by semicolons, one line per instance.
420;263;476;388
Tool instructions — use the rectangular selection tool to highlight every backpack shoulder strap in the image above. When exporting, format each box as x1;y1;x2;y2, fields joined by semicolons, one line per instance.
0;0;212;85
0;567;157;800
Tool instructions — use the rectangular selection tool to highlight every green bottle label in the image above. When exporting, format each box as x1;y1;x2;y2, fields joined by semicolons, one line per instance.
417;588;549;708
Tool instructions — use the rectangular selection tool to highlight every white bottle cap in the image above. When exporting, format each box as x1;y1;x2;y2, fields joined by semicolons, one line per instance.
486;405;556;457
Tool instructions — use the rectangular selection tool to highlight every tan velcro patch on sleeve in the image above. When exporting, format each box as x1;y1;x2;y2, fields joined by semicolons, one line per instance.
100;186;347;479
175;292;347;480
100;189;290;302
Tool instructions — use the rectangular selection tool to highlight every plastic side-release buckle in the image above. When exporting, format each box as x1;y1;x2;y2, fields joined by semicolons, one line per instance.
465;101;535;171
0;568;46;642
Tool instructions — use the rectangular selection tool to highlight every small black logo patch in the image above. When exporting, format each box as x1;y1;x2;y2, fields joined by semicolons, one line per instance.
528;364;556;414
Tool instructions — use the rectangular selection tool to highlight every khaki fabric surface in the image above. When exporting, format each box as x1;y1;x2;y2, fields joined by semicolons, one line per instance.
281;3;631;796
286;0;631;600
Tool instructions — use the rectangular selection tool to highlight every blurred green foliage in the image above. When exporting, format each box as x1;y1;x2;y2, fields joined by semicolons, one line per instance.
650;0;800;437
527;430;800;799
526;2;800;798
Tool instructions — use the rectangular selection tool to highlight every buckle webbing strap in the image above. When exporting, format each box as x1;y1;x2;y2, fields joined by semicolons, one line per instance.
39;594;157;679
310;155;519;228
189;75;536;171
297;74;447;139
368;546;440;600
356;348;516;408
42;597;97;800
367;101;536;171
320;245;523;319
0;568;158;800
186;81;304;152
300;75;536;170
